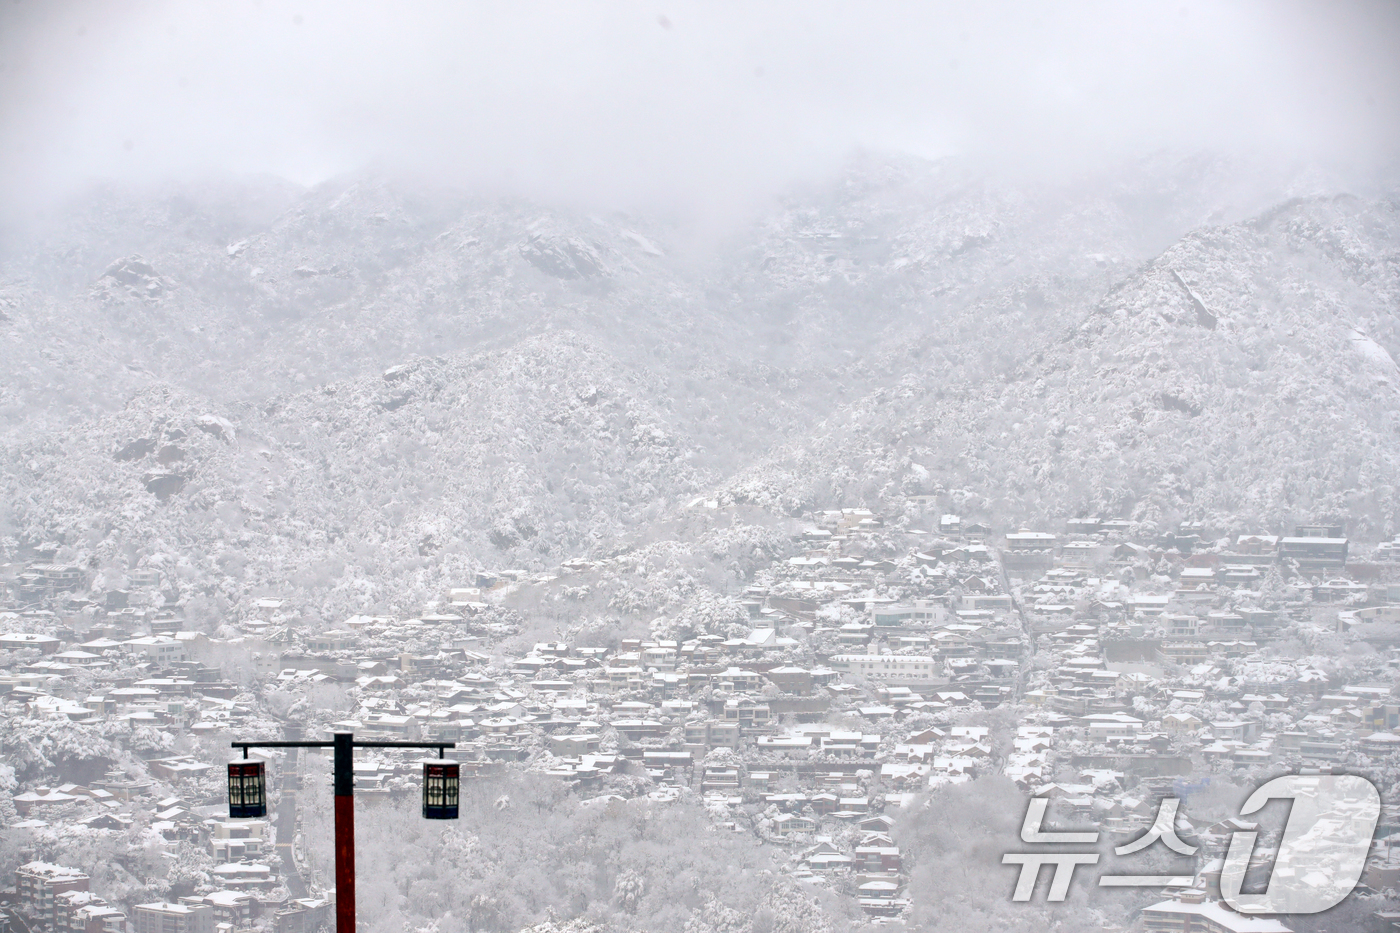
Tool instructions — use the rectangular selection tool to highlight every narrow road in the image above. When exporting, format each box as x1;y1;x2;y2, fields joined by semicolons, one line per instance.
276;744;309;899
999;554;1032;706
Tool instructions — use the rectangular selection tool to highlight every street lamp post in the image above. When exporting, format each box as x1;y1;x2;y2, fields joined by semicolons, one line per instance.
229;733;456;933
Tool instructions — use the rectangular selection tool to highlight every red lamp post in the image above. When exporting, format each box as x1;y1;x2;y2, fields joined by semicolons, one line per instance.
229;733;456;933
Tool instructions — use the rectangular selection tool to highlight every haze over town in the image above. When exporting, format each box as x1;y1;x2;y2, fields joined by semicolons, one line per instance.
2;5;1400;933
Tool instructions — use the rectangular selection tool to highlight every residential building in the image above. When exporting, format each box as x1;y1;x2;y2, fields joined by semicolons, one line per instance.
134;903;214;933
1140;898;1291;933
1278;537;1347;575
16;862;90;931
827;655;940;686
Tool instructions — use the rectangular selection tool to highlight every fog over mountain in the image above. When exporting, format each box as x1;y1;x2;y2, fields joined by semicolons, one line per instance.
4;151;1399;606
4;2;1400;214
3;6;1400;933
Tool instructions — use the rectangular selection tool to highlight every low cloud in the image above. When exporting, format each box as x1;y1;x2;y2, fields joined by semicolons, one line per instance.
1;1;1397;220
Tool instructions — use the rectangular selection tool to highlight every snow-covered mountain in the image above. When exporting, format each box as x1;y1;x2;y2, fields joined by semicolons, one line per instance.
2;154;1396;614
718;193;1400;537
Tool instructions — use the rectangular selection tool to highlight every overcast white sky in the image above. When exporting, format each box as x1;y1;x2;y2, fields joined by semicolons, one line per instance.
2;1;1397;217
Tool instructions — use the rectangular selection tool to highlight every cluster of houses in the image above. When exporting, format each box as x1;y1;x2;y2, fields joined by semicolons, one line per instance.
5;517;1400;931
951;517;1400;933
10;860;328;933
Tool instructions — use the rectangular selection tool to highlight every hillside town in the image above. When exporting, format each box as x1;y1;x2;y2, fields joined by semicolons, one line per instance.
4;507;1400;933
7;2;1400;932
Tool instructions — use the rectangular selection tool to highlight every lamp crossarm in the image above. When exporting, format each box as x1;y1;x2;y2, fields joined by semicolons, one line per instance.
231;741;454;749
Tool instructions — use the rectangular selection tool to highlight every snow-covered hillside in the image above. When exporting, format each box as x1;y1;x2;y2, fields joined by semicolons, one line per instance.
718;194;1400;535
2;156;1397;614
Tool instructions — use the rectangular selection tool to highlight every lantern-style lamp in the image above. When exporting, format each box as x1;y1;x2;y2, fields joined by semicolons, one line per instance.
422;760;459;819
228;761;267;818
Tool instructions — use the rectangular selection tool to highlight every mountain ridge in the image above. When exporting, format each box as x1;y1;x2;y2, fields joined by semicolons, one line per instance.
3;157;1397;617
